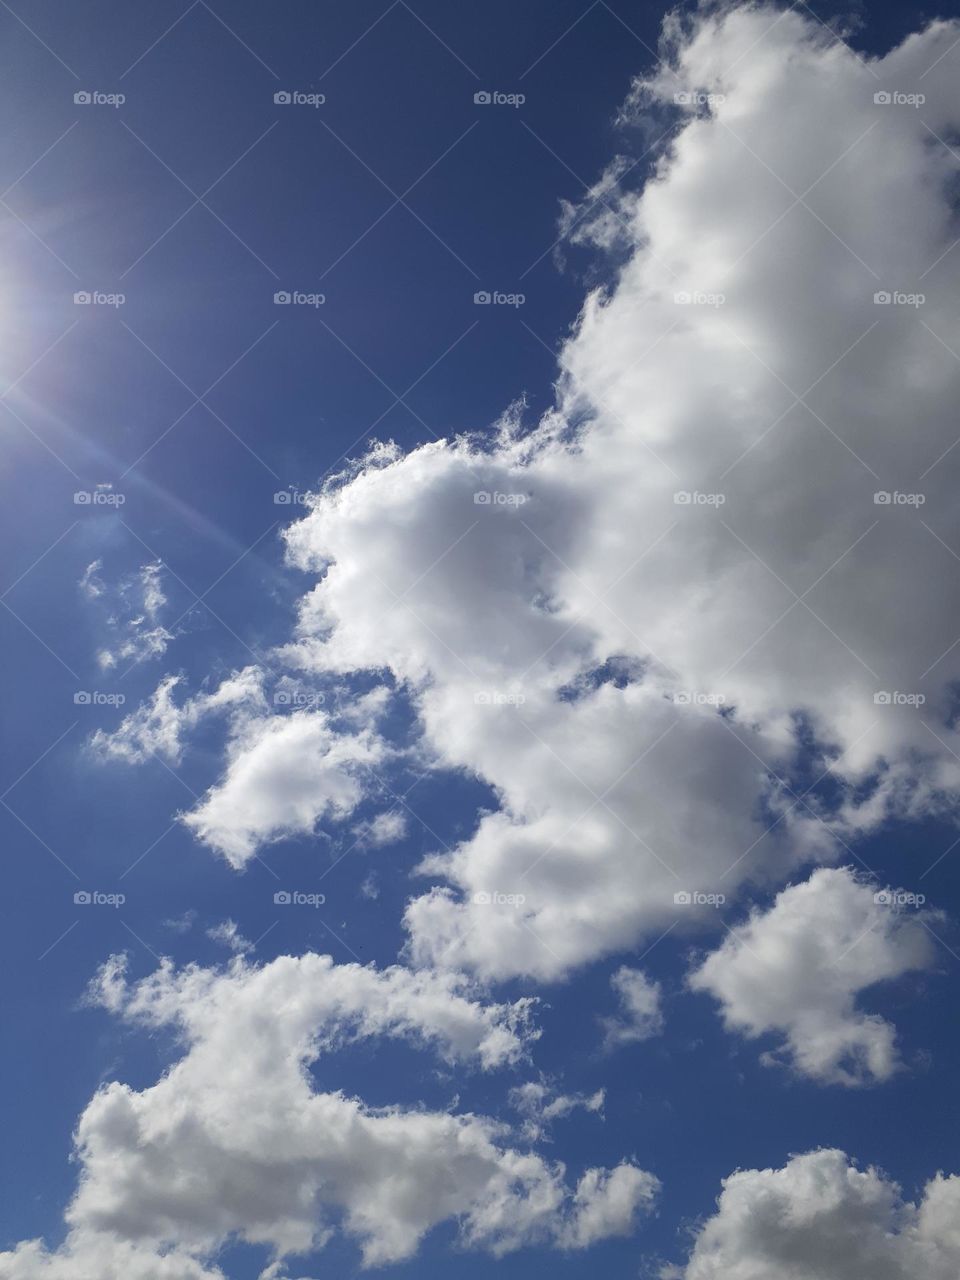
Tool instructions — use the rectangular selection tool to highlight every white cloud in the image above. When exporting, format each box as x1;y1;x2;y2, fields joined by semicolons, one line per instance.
558;1163;659;1250
217;5;960;982
91;667;266;765
34;8;960;1278
352;809;408;848
79;5;960;994
0;953;656;1276
163;910;198;935
668;1148;960;1280
95;671;396;868
0;1235;224;1280
181;709;390;868
510;1080;605;1142
140;560;166;620
205;919;252;954
79;558;105;600
92;672;185;763
87;950;540;1070
601;966;664;1050
688;867;936;1084
83;560;175;671
257;1265;318;1280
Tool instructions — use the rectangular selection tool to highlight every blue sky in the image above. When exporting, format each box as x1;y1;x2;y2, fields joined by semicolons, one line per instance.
3;3;960;1279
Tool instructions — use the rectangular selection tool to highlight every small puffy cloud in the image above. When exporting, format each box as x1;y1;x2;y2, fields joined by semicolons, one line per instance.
163;910;198;935
181;710;390;868
88;949;539;1071
558;1164;659;1250
510;1080;605;1142
79;559;105;600
81;560;174;671
205;920;252;954
352;810;408;848
556;157;637;255
688;868;936;1084
92;673;184;763
601;966;664;1050
91;668;266;765
258;1265;317;1280
402;684;828;982
0;953;656;1276
140;560;166;620
668;1148;960;1280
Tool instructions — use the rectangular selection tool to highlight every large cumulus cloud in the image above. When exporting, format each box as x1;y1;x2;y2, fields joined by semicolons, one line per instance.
96;7;960;987
273;6;960;979
688;866;936;1084
56;6;960;1277
0;953;656;1277
666;1148;960;1280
